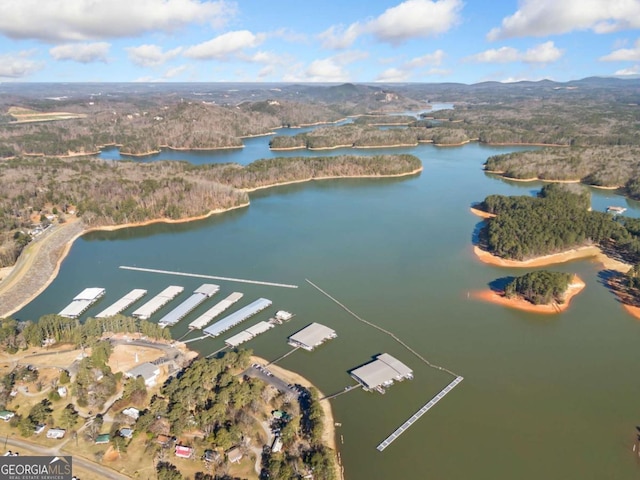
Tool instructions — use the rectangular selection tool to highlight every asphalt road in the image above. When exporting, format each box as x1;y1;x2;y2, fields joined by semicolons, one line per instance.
2;436;131;480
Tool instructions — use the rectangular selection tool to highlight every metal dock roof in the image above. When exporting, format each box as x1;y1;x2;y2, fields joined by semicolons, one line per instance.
287;322;336;351
131;286;184;320
59;287;105;318
245;321;274;336
225;331;254;347
350;353;413;390
158;284;219;328
95;289;147;318
203;298;272;337
188;292;243;329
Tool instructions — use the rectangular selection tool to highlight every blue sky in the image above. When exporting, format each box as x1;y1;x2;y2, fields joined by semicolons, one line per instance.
1;0;640;83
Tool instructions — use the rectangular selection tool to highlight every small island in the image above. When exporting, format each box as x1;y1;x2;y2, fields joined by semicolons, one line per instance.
474;271;585;314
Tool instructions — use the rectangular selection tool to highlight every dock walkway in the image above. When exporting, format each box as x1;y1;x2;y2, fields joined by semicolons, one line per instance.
376;376;463;452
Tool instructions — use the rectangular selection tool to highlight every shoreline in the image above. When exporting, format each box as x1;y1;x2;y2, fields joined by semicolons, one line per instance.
472;275;586;314
240;167;423;193
484;170;622;190
0;202;250;319
250;355;341;479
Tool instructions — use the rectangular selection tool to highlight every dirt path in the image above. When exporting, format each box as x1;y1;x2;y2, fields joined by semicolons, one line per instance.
0;219;85;318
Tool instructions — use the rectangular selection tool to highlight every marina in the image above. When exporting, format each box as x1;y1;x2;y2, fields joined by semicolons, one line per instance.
158;284;219;328
188;292;244;329
376;376;464;452
131;285;184;320
58;287;105;318
350;353;414;393
203;298;273;338
287;322;337;351
94;289;147;318
225;320;275;347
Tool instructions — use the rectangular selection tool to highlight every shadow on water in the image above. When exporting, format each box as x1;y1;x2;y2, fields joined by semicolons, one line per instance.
488;276;515;293
81;205;250;242
471;220;487;246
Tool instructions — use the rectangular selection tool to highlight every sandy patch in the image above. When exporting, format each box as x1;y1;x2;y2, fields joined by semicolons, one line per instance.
107;344;165;374
469;207;495;219
472;275;585;314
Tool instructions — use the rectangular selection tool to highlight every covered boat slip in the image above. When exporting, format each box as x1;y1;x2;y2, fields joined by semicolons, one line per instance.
95;289;147;318
158;284;220;328
287;322;337;351
224;320;274;347
203;298;272;338
350;353;413;391
59;287;105;318
131;285;184;320
188;292;244;329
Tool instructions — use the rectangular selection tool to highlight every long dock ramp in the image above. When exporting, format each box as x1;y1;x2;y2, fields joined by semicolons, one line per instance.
376;376;463;452
120;265;298;289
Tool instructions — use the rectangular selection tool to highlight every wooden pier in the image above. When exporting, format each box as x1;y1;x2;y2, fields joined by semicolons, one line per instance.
376;376;464;452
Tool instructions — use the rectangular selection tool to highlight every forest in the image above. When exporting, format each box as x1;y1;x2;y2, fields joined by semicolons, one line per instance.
478;184;640;262
0;153;420;267
504;271;573;305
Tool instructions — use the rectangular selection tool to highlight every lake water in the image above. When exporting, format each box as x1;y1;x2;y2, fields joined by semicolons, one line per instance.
15;126;640;479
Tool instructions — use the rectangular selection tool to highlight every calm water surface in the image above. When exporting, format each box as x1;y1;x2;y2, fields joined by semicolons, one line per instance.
16;130;640;479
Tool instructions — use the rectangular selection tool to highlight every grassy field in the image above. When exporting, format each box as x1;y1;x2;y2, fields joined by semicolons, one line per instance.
7;106;86;123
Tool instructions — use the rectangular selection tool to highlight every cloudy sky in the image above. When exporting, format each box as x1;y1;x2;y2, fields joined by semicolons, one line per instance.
1;0;640;83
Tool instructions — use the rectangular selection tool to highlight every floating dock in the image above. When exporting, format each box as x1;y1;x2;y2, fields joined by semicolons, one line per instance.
288;322;337;351
188;292;244;329
95;289;147;318
225;321;274;347
59;288;106;318
350;353;413;393
376;376;464;452
158;284;219;328
203;298;272;338
131;286;184;320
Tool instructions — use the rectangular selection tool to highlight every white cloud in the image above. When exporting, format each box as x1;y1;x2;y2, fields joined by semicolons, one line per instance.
487;0;640;41
0;50;42;78
318;23;362;49
258;65;275;79
600;38;640;61
126;44;182;67
366;0;463;45
184;30;264;60
405;50;445;68
615;65;640;75
164;65;188;79
317;0;461;49
467;41;563;64
0;0;236;42
49;42;110;63
282;51;366;82
376;68;410;82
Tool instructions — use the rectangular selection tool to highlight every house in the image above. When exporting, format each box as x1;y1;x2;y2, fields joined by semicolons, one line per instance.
156;435;172;447
125;363;160;387
203;450;220;463
95;434;110;444
0;411;15;422
175;445;194;459
271;436;283;453
122;407;140;420
119;428;134;439
57;386;67;397
33;424;46;435
226;447;243;464
46;428;66;439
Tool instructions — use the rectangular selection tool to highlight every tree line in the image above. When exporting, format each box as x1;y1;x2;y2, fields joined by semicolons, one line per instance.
504;271;573;305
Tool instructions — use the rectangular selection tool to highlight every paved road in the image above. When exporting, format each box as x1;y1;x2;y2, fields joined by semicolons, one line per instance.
244;365;299;396
3;436;131;480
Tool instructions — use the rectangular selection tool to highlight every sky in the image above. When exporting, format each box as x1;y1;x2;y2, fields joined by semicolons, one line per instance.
1;0;640;84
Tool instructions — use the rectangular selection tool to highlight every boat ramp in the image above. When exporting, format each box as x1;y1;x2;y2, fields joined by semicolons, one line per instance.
158;284;219;328
131;286;184;320
188;292;243;329
59;288;105;318
203;298;272;338
95;289;147;318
